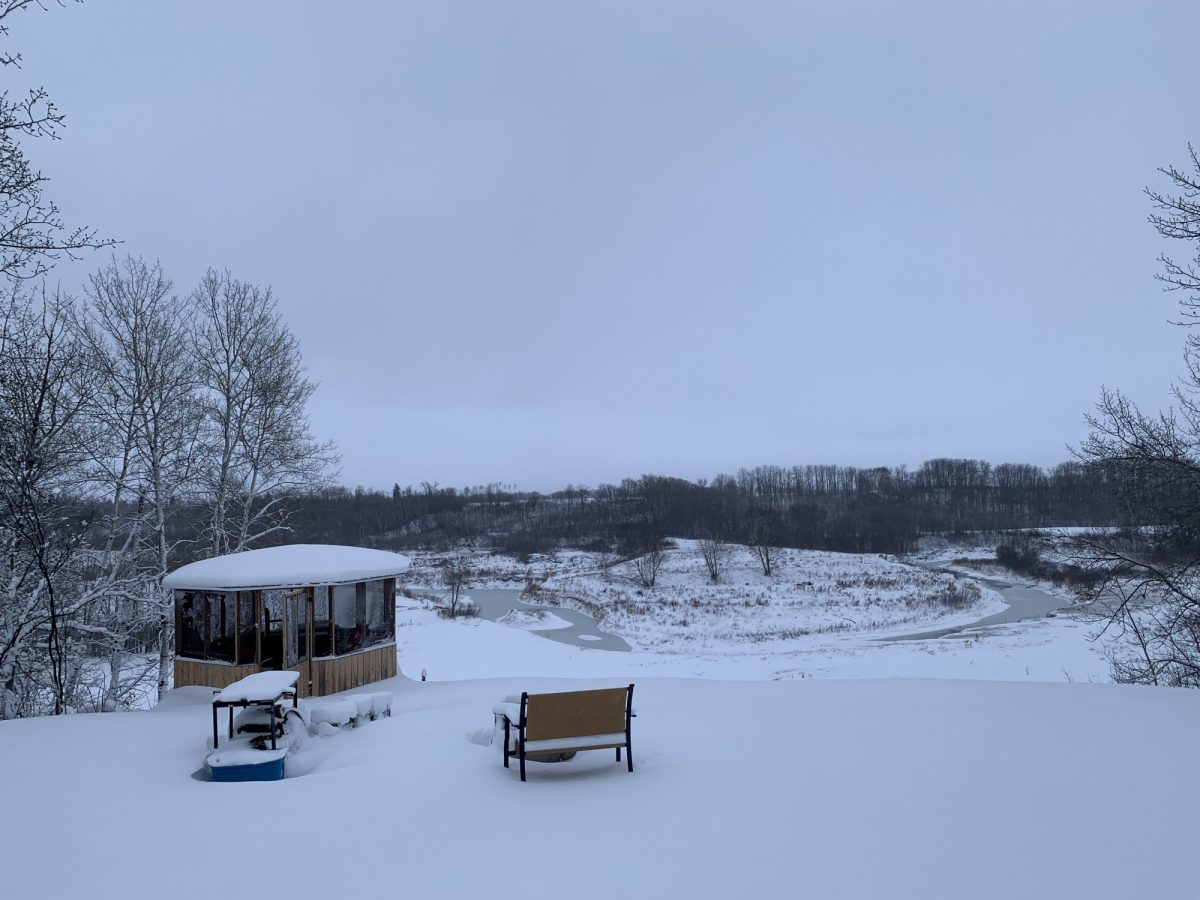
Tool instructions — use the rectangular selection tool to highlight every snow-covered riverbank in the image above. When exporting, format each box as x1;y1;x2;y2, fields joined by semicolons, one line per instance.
406;541;1009;651
400;539;1115;681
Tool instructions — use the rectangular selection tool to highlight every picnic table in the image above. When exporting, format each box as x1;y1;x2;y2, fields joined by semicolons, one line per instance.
211;671;299;750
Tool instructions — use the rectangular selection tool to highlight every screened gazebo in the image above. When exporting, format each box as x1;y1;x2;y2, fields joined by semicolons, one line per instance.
163;544;410;697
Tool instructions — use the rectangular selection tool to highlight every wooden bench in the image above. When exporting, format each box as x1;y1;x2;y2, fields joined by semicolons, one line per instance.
498;685;635;782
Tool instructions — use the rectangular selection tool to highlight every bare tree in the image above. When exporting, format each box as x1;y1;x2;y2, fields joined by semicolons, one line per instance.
1073;147;1200;687
630;539;668;589
0;285;96;715
1073;389;1200;686
0;1;114;282
440;557;475;618
595;546;618;583
697;532;729;583
1147;144;1200;307
748;512;781;577
192;269;338;555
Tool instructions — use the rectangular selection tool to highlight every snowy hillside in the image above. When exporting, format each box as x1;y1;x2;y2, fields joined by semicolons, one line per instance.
537;542;998;649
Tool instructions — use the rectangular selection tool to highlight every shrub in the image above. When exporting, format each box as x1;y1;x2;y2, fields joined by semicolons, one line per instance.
492;531;557;562
996;541;1105;590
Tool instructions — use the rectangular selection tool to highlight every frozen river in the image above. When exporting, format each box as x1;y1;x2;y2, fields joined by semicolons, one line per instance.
468;588;631;652
882;566;1072;642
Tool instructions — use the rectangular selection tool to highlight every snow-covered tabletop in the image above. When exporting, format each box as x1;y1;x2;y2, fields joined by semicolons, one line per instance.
215;671;299;704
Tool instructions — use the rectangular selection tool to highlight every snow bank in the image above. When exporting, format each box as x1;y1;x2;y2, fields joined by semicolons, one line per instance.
306;699;356;727
163;544;410;590
343;692;392;721
369;692;392;718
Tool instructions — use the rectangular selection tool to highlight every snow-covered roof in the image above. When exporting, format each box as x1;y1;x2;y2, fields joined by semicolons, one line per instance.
163;544;411;590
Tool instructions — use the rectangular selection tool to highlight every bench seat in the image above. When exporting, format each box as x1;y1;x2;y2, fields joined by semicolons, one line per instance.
522;732;628;753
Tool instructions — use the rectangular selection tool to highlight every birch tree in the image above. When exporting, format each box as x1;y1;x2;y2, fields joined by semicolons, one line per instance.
193;269;337;555
83;256;198;701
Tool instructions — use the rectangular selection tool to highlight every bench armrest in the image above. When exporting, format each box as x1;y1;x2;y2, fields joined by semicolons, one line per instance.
492;702;522;724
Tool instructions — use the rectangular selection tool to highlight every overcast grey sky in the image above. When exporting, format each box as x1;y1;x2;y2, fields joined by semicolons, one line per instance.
14;1;1198;490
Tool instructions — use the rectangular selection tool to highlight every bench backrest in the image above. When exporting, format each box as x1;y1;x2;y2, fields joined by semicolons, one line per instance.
524;686;631;742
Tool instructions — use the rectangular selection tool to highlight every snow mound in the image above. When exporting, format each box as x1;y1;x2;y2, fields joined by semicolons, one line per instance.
496;608;573;631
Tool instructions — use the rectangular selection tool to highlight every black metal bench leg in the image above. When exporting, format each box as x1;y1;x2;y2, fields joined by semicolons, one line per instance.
616;747;621;761
519;749;526;782
503;719;510;768
625;684;635;773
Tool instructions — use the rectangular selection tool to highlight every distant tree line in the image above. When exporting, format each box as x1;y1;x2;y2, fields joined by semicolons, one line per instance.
289;459;1122;559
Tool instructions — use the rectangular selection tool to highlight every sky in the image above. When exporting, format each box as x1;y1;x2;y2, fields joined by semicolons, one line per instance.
11;1;1199;491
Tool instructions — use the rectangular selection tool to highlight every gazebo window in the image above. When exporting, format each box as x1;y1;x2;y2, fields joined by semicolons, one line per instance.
329;579;396;653
236;592;257;665
208;593;236;662
261;590;286;669
285;591;307;667
175;591;235;662
178;592;204;658
313;586;332;657
333;583;361;654
365;579;391;646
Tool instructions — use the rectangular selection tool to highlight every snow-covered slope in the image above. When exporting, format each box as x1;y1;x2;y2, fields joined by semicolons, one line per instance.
1;673;1197;900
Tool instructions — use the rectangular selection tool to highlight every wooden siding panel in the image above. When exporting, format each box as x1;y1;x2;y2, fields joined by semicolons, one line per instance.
176;643;395;697
173;659;259;691
302;643;394;697
285;660;311;698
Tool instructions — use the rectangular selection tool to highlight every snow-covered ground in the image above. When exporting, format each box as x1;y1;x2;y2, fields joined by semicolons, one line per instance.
4;537;1187;898
1;672;1197;900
